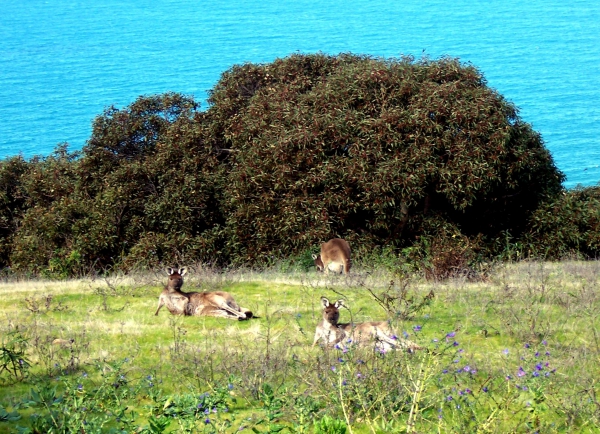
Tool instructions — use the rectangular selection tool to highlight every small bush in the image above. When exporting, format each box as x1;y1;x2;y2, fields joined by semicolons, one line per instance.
313;415;347;434
522;186;600;259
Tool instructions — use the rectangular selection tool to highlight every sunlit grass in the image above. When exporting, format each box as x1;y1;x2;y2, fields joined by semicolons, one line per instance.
1;261;599;433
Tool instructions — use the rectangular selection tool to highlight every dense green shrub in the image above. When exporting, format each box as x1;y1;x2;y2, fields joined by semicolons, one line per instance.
209;53;564;263
3;53;597;277
3;93;231;273
521;186;600;259
0;155;29;267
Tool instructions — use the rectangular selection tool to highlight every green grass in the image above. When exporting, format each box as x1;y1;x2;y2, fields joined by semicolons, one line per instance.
1;261;599;433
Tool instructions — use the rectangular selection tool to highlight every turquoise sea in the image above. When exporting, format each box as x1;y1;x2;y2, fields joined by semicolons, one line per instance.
2;0;599;188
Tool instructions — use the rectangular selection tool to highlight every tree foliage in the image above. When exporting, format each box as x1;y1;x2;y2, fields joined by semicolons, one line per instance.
0;53;593;277
522;187;600;259
209;53;564;262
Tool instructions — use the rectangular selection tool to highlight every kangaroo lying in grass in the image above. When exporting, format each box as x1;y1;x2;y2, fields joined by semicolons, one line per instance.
155;267;253;320
313;296;422;352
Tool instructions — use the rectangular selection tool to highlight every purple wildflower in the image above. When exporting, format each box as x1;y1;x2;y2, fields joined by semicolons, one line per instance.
413;325;422;332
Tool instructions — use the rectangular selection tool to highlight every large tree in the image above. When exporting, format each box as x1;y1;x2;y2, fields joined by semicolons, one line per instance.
207;53;564;262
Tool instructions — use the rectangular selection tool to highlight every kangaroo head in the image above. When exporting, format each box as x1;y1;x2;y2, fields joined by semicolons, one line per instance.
320;296;343;325
312;254;324;272
165;267;187;292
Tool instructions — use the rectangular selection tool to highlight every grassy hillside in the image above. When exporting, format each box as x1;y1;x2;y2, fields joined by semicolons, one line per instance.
1;261;599;433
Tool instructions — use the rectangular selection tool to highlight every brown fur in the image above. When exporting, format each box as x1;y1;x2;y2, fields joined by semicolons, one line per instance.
313;297;422;352
155;267;253;320
312;238;351;274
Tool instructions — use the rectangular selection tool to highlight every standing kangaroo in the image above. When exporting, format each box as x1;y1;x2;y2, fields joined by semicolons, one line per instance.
313;297;422;352
312;238;351;274
155;267;253;320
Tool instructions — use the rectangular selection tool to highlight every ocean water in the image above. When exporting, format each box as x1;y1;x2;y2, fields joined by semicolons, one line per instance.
1;0;599;188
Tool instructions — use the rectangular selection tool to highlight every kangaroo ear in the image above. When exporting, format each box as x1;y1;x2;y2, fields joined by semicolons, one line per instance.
334;300;344;308
179;267;188;276
312;254;318;260
166;267;174;275
321;296;330;308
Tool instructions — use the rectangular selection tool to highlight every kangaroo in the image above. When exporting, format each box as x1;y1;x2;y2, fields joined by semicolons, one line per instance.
313;297;422;352
155;267;190;315
312;238;351;274
155;267;253;320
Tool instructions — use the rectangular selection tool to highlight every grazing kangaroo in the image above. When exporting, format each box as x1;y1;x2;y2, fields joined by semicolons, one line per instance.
313;297;422;352
312;238;351;274
155;267;253;320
